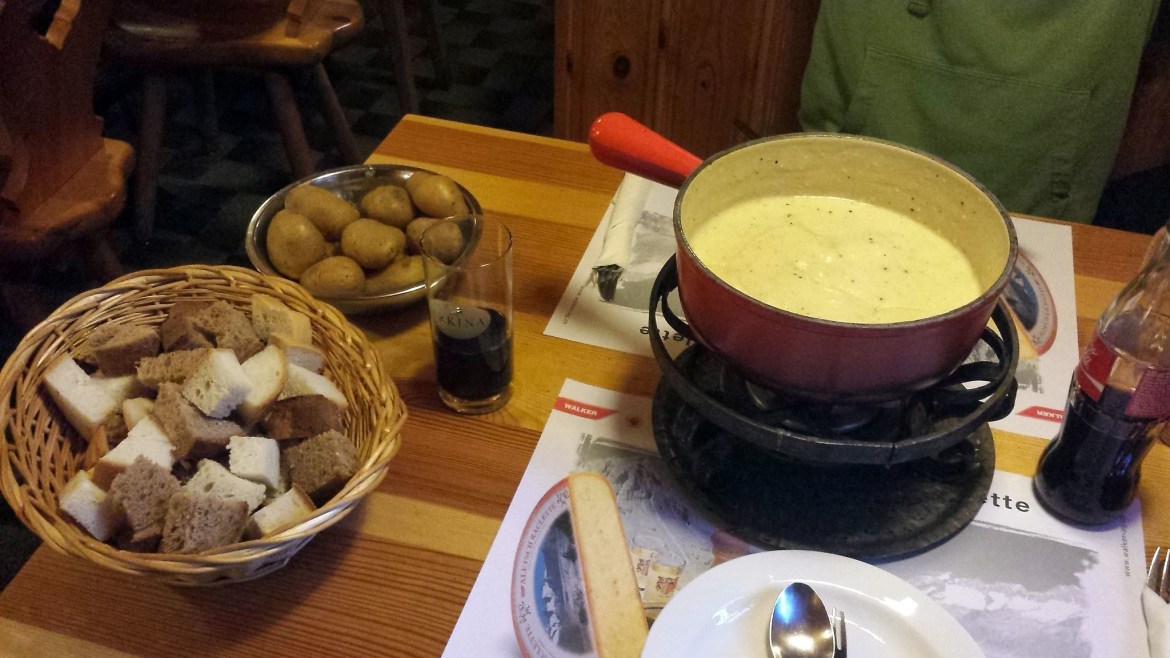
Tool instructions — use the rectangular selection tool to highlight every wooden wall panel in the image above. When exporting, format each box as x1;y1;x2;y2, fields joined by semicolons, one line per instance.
555;0;820;158
554;0;662;141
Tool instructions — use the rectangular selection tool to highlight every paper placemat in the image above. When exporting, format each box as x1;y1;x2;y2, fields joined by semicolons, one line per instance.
443;379;1146;657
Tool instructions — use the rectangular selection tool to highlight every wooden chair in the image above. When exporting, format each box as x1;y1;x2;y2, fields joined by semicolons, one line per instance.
0;0;134;328
105;0;366;243
370;0;452;114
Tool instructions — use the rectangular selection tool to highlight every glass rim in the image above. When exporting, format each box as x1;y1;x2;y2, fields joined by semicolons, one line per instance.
419;214;512;271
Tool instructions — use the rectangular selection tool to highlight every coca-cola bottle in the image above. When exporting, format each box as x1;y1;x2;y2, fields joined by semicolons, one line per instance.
1034;226;1170;525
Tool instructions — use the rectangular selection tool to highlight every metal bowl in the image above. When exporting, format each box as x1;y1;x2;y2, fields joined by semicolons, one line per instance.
246;164;482;315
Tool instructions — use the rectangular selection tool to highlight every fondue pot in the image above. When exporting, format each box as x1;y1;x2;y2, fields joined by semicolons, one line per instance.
589;113;1018;401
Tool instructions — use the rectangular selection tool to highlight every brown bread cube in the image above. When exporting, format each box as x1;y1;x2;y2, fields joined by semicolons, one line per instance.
260;395;345;440
282;430;359;505
193;301;264;362
116;525;164;553
77;324;161;376
159;492;249;554
152;383;242;460
160;302;214;352
109;456;181;538
136;348;212;389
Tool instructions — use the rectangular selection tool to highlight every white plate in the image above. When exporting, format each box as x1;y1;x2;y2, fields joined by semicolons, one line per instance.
643;550;983;657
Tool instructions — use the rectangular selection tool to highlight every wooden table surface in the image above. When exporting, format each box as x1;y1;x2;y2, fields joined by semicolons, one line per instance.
1;115;1165;657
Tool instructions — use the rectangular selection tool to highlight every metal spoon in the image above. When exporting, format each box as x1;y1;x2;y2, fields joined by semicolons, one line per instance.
768;582;836;658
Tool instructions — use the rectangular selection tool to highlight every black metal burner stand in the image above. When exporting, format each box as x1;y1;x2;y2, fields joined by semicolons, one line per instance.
648;257;1020;561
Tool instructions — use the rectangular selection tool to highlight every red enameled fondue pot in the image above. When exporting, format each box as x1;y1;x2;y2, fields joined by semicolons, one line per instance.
589;113;1018;402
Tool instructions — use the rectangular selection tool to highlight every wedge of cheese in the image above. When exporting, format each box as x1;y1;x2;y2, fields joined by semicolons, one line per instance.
512;472;647;658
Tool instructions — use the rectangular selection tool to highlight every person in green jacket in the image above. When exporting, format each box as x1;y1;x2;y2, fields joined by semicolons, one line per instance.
799;0;1162;223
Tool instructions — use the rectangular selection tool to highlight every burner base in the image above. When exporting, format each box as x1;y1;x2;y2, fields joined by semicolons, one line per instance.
653;378;995;561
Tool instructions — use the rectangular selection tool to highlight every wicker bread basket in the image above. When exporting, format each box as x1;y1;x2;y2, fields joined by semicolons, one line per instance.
0;265;405;586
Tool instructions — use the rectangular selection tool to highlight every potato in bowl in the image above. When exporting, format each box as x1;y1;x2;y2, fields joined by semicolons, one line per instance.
246;164;483;315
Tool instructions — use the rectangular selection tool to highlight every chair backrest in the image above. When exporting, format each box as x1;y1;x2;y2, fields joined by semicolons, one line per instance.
0;0;114;226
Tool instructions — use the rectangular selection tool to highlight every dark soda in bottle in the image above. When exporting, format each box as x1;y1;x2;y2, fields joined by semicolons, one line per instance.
1034;226;1170;524
1034;377;1164;524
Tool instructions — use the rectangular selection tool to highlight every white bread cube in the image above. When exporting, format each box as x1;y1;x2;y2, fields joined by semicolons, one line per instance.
92;416;175;489
59;470;122;541
280;363;348;409
182;349;252;419
246;486;316;539
122;397;155;429
238;345;287;426
228;436;281;490
93;374;145;405
184;459;267;513
251;294;313;344
267;332;325;373
42;356;119;441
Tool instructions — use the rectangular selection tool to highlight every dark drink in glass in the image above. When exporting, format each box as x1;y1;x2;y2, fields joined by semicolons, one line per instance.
421;214;513;414
433;307;513;402
1034;380;1160;525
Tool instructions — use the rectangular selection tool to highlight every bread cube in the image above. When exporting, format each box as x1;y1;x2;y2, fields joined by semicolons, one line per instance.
182;349;252;419
192;301;263;362
228;436;281;491
280;363;347;409
153;382;242;461
59;470;122;541
92;416;176;489
267;333;325;373
238;345;287;426
76;324;161;376
43;356;119;441
159;492;248;554
246;485;317;539
184;459;267;513
109;456;181;547
260;395;345;440
282;430;359;505
135;348;212;389
251;294;313;343
122;397;155;429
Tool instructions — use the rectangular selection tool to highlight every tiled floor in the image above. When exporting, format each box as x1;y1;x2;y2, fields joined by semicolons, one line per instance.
0;0;553;590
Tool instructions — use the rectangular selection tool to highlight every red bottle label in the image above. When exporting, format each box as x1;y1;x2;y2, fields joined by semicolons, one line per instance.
1076;333;1115;401
1076;332;1170;418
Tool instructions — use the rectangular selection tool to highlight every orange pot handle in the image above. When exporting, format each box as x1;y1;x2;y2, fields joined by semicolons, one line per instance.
588;112;703;188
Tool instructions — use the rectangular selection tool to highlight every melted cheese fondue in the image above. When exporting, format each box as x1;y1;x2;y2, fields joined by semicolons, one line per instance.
687;195;983;324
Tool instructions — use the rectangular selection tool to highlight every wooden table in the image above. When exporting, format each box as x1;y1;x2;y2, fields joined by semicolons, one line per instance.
1;115;1165;656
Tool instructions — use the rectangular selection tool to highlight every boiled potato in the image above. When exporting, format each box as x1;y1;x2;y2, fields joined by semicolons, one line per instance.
360;185;415;229
285;184;360;240
266;210;328;279
405;172;469;218
405;217;439;254
416;219;465;264
365;255;425;295
341;219;406;270
299;256;366;297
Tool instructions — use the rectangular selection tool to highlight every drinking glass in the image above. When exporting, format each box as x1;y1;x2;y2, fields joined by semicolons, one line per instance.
629;534;665;592
420;214;513;414
644;548;685;604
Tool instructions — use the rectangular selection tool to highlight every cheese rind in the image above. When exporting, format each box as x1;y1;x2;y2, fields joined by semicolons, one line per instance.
566;472;648;658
